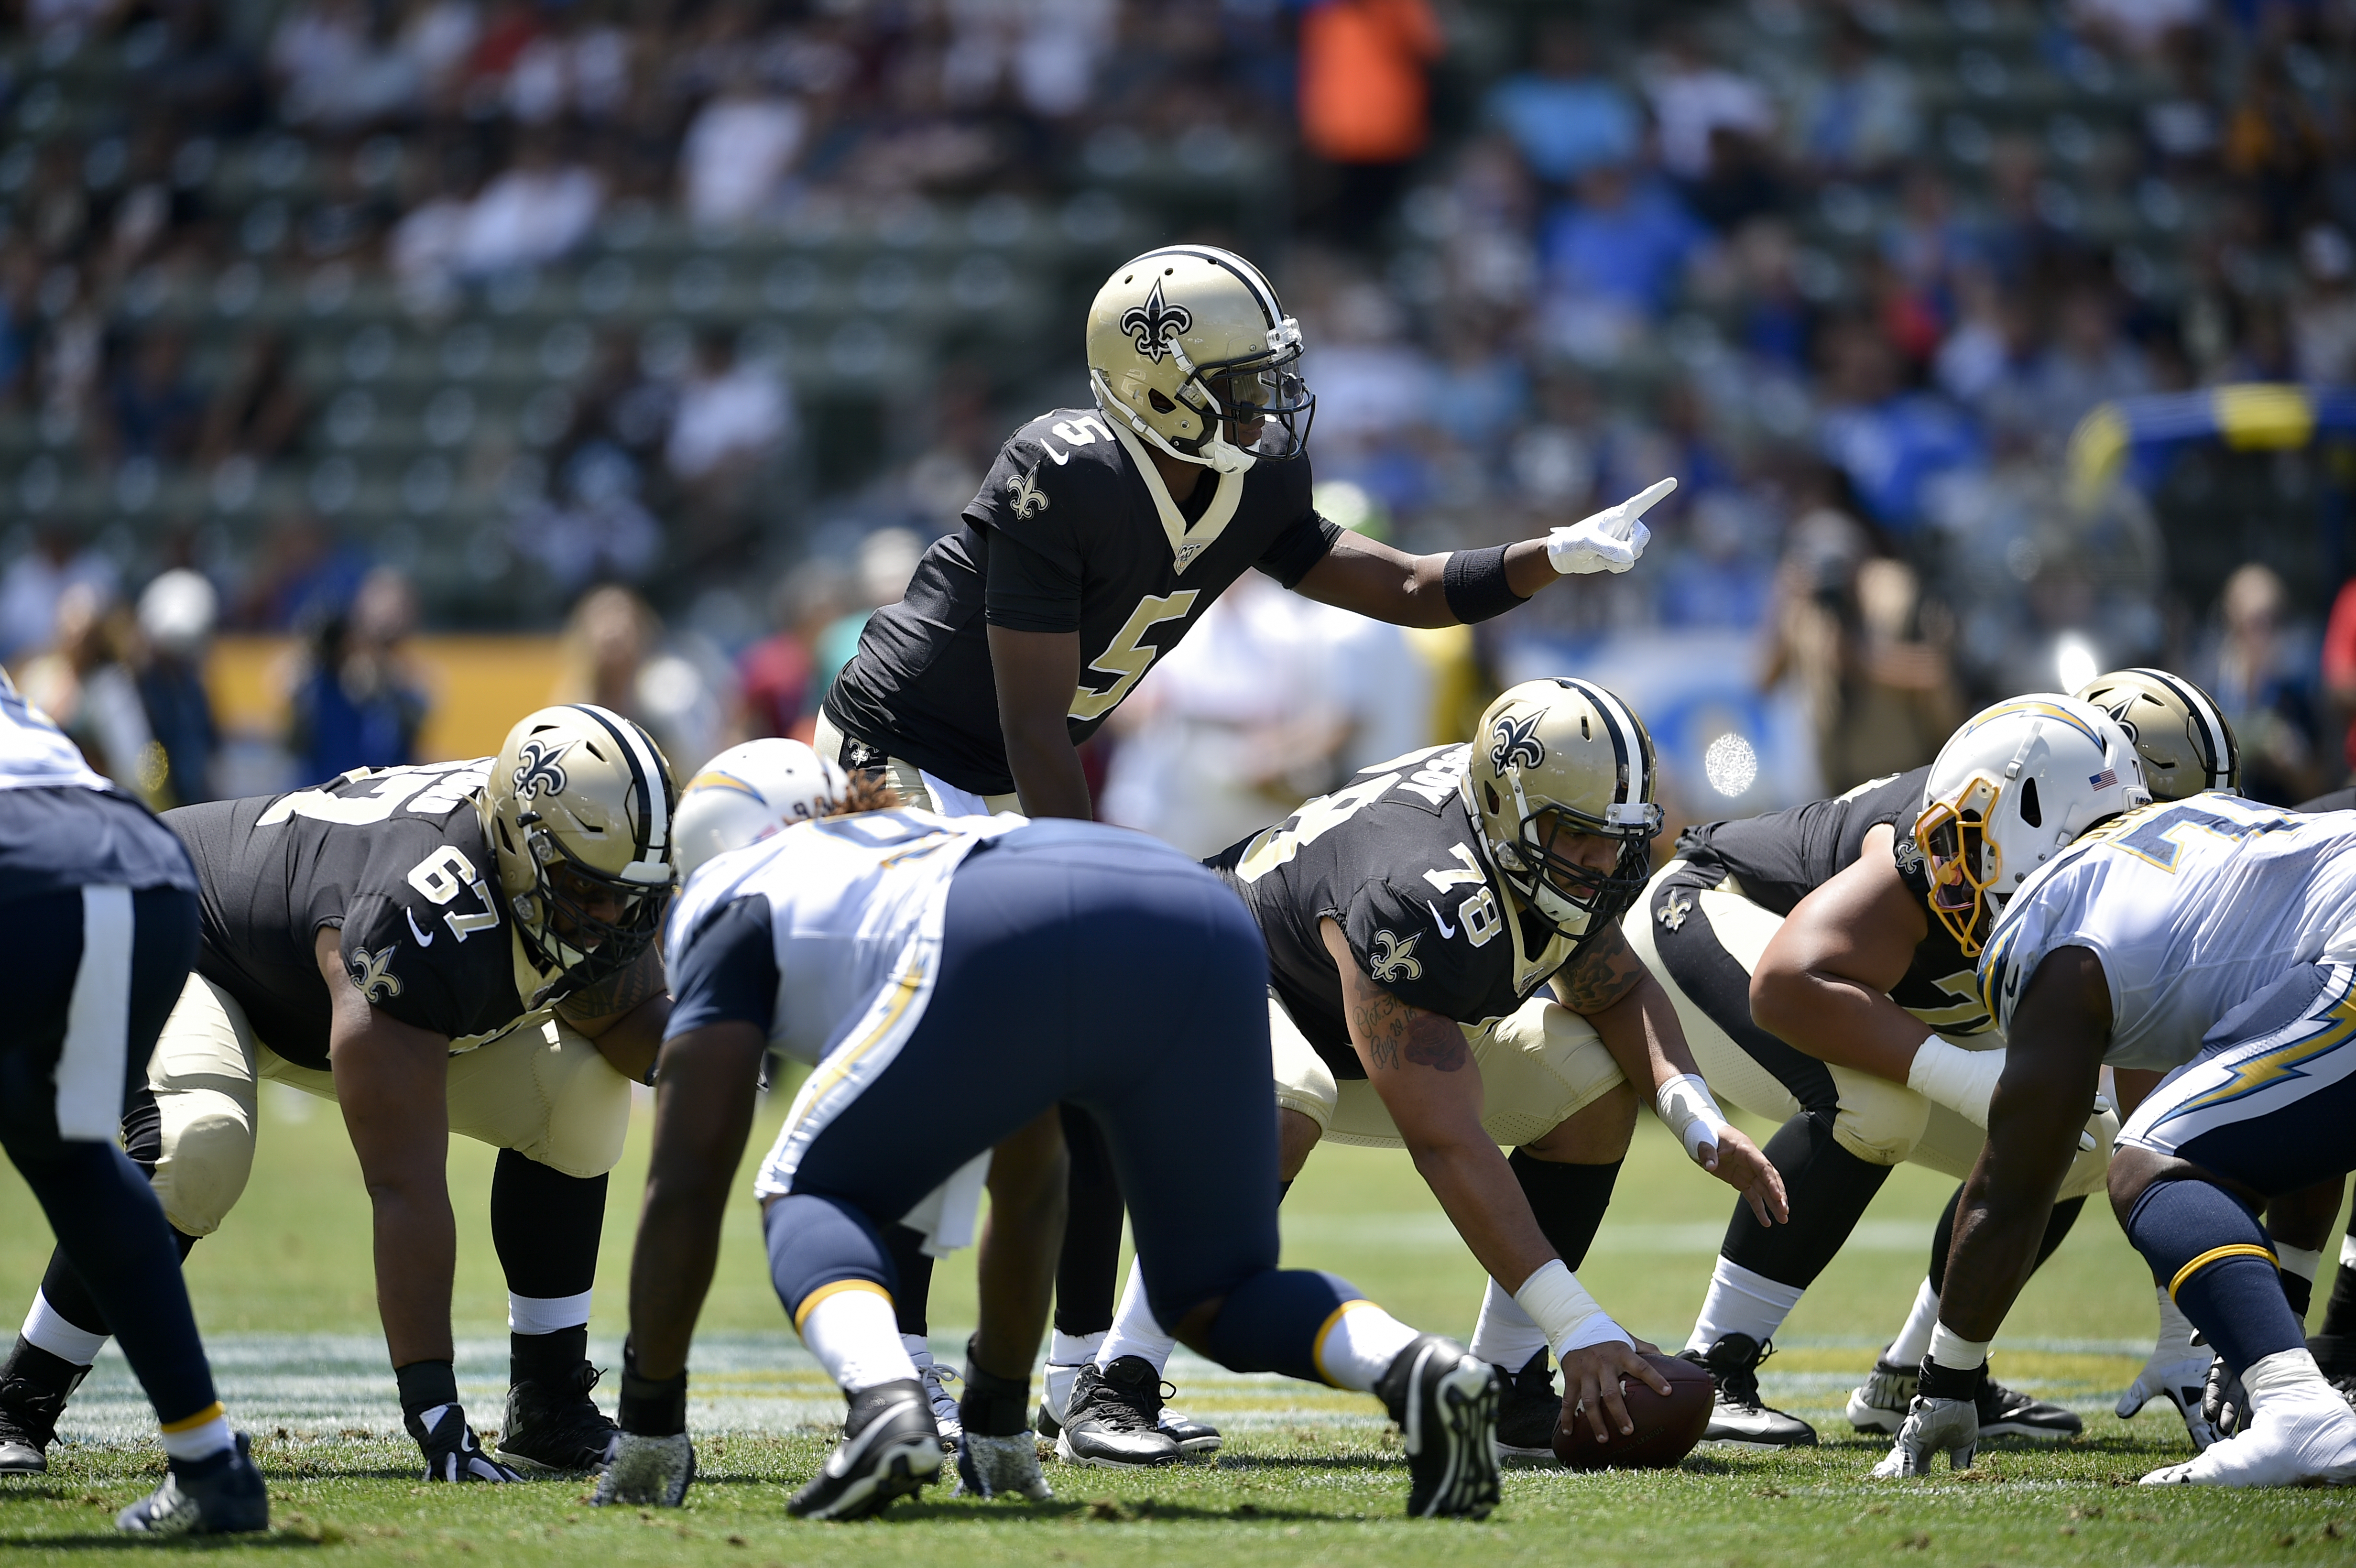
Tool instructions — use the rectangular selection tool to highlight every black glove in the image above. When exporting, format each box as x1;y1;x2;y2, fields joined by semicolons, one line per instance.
407;1404;523;1483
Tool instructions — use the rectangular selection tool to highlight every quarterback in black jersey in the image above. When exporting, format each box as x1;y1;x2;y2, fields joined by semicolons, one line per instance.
0;705;677;1485
1063;682;1786;1465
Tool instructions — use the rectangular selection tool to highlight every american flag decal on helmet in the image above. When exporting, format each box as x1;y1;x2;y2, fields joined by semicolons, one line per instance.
2089;769;2117;789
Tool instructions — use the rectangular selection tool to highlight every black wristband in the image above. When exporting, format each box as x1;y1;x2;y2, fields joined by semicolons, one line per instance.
1441;544;1528;624
619;1338;688;1436
958;1336;1032;1437
394;1359;459;1419
1917;1356;1985;1403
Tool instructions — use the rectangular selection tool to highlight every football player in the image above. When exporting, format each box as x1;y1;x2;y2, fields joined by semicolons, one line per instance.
0;705;675;1483
1877;705;2356;1484
594;757;1505;1520
813;242;1674;1451
0;671;265;1533
1625;671;2232;1448
1061;679;1788;1467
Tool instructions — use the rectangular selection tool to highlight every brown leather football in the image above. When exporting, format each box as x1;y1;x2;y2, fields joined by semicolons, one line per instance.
1550;1352;1714;1470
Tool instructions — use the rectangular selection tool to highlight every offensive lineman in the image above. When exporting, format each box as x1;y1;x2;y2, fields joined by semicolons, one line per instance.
813;241;1674;1448
1061;680;1788;1465
1878;714;2356;1484
0;671;265;1533
0;705;676;1482
596;768;1504;1520
1624;672;2230;1447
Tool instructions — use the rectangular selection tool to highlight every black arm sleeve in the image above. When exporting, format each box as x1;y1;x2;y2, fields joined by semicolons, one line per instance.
983;530;1085;634
665;894;780;1038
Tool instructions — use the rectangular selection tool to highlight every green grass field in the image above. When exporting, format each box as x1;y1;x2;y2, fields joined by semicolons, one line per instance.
2;1082;2350;1565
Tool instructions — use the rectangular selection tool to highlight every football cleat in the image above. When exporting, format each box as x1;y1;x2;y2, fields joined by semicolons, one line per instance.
1850;1352;2080;1440
115;1431;268;1535
1054;1358;1182;1468
2141;1387;2356;1487
494;1360;617;1474
1037;1355;1220;1455
592;1431;696;1507
1492;1349;1561;1460
0;1336;87;1474
913;1352;962;1453
786;1380;943;1521
1158;1403;1223;1456
1376;1335;1501;1520
1033;1357;1084;1438
1689;1334;1816;1448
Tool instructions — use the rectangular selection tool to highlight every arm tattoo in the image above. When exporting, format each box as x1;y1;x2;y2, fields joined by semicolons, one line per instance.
556;943;667;1027
1348;986;1469;1073
1553;923;1646;1014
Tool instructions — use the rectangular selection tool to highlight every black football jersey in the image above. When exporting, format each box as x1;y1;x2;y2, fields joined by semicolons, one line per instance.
1208;743;1577;1079
822;406;1341;795
1677;767;1988;1035
166;759;552;1071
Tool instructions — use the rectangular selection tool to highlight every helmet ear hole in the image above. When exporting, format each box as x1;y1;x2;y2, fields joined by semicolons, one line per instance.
2019;777;2043;828
1148;389;1177;413
1483;782;1500;816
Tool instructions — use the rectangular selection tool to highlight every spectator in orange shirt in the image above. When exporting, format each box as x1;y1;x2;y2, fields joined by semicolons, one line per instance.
1298;0;1444;246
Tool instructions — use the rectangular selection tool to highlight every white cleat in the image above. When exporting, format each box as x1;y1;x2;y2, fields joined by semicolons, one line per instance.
2141;1390;2356;1487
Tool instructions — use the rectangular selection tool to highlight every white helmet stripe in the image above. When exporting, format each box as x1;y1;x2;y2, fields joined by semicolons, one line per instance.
566;702;669;859
1561;677;1647;806
2127;666;2234;789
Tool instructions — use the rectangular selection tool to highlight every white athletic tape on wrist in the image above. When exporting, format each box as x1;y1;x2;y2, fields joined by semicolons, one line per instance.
1655;1073;1733;1161
1906;1036;2005;1128
1514;1259;1631;1359
1927;1322;1990;1372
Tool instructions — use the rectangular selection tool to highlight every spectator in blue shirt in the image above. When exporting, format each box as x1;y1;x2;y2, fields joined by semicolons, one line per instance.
1483;22;1640;188
1813;317;1981;534
1540;163;1708;318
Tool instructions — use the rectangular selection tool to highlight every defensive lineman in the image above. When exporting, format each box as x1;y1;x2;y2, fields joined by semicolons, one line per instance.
1064;680;1787;1465
0;705;676;1481
814;241;1674;1445
596;767;1504;1519
0;670;265;1533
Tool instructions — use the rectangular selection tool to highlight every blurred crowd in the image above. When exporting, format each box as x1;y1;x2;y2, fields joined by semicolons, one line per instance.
6;0;2356;822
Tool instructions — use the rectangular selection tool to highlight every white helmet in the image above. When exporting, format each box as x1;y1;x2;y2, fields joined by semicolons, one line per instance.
673;738;847;880
1914;694;2149;956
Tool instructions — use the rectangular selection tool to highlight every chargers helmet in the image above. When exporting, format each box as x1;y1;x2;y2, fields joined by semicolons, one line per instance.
1086;246;1313;475
480;704;677;990
2072;667;2239;801
1462;678;1664;953
1915;694;2148;956
673;738;847;881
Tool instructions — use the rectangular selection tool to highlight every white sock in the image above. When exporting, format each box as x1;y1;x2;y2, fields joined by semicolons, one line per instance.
901;1333;936;1369
22;1290;107;1366
1313;1302;1422;1393
2279;1244;2322;1288
2242;1346;2334;1412
1048;1328;1104;1368
1468;1278;1549;1370
2342;1234;2356;1268
1684;1257;1807;1356
797;1283;919;1395
159;1403;233;1462
507;1290;593;1335
1886;1277;1943;1366
1097;1264;1176;1375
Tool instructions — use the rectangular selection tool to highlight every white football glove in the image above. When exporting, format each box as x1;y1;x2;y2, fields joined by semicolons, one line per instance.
1546;477;1673;576
593;1431;697;1508
1869;1394;1979;1479
953;1432;1052;1502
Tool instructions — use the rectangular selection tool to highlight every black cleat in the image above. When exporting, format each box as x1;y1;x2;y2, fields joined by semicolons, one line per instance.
1492;1349;1560;1460
1975;1365;2083;1441
115;1431;268;1535
1158;1401;1223;1457
787;1380;944;1520
1054;1357;1182;1469
1377;1335;1501;1519
1689;1333;1817;1448
494;1360;618;1474
0;1336;88;1475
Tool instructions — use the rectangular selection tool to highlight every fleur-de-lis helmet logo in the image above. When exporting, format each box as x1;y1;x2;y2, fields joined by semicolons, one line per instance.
1488;711;1545;774
1119;279;1192;364
513;738;572;801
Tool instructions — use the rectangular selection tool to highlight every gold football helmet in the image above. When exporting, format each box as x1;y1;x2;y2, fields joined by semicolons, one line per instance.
480;704;676;989
1085;245;1313;474
2072;667;2239;800
1462;678;1664;949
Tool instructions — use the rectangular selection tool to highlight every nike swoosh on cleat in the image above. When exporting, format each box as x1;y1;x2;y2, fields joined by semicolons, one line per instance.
406;908;436;946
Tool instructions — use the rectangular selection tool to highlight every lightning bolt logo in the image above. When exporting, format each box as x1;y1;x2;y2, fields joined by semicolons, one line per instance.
2150;978;2356;1129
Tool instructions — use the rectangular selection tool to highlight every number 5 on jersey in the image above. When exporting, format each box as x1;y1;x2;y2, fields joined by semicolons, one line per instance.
408;845;502;942
1067;591;1198;723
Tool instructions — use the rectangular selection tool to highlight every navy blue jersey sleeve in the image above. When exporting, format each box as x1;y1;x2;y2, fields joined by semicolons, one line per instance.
666;893;780;1039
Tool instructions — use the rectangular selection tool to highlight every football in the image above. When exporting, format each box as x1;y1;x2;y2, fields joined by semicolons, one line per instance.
1551;1353;1715;1470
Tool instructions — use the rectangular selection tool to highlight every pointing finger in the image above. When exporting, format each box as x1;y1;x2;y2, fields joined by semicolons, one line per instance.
1616;477;1677;531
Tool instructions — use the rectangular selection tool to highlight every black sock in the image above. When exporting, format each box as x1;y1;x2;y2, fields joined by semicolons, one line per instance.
1507;1149;1621;1269
1927;1187;2084;1293
2283;1262;2315;1321
512;1323;589;1386
2321;1241;2356;1339
1053;1104;1126;1338
880;1224;935;1339
1722;1112;1891;1289
33;1226;200;1344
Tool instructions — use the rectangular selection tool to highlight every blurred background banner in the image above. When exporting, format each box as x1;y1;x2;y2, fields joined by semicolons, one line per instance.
5;0;2356;824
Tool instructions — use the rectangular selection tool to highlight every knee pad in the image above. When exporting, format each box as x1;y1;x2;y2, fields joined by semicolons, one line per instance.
149;1098;256;1237
1831;1073;1929;1167
762;1193;894;1320
1201;1267;1359;1383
